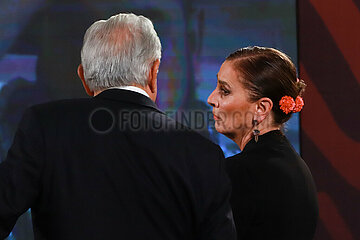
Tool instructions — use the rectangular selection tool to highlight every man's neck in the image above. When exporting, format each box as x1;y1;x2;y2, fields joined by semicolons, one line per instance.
94;85;149;98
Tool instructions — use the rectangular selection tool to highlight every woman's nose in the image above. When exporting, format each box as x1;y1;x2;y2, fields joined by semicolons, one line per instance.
207;91;218;107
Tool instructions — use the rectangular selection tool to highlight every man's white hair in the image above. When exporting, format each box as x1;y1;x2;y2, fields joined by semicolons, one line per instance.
80;13;162;91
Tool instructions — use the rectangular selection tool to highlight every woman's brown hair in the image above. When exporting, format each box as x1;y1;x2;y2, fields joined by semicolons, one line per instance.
226;46;306;125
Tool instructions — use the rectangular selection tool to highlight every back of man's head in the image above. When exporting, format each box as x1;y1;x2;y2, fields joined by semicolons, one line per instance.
80;13;162;92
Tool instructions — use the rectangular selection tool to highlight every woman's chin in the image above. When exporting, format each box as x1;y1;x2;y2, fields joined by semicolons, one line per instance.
214;122;225;134
214;125;236;139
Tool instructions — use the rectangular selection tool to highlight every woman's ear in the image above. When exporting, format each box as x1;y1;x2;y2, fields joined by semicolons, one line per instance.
255;97;273;124
77;64;94;97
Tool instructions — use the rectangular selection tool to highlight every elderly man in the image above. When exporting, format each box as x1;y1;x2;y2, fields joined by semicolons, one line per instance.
0;13;236;240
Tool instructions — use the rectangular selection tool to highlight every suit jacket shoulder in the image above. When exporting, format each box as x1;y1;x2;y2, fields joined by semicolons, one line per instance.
1;89;236;240
226;130;318;240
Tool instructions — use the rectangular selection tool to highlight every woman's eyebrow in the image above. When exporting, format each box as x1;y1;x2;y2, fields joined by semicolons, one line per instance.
217;79;231;89
216;74;232;89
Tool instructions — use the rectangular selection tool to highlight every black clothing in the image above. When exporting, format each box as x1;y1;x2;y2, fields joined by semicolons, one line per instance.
0;89;236;240
226;130;318;240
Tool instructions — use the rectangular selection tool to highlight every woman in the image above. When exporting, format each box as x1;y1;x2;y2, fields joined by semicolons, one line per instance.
207;46;318;239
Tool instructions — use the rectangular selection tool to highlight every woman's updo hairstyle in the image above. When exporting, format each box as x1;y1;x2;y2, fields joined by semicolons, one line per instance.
226;46;306;125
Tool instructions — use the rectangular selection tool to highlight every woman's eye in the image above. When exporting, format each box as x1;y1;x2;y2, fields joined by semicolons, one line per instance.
220;87;230;95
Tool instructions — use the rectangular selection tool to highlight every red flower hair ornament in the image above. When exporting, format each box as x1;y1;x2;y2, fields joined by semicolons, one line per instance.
279;96;304;114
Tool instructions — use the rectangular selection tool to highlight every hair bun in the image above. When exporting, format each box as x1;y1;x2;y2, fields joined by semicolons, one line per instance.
296;78;306;96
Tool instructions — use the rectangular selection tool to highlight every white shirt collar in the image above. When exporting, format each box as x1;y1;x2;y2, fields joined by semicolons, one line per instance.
108;86;150;98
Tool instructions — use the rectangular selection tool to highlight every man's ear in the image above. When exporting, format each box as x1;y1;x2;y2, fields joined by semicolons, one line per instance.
77;64;94;97
147;59;160;101
255;97;273;123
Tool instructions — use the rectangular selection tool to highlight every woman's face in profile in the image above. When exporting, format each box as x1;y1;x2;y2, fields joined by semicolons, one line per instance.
207;60;256;140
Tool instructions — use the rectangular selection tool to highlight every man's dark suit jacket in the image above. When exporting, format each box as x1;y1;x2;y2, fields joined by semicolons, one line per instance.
0;89;236;240
226;130;318;240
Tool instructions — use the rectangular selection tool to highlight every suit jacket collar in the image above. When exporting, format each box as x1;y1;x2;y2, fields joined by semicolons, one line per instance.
95;89;164;114
242;130;285;153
